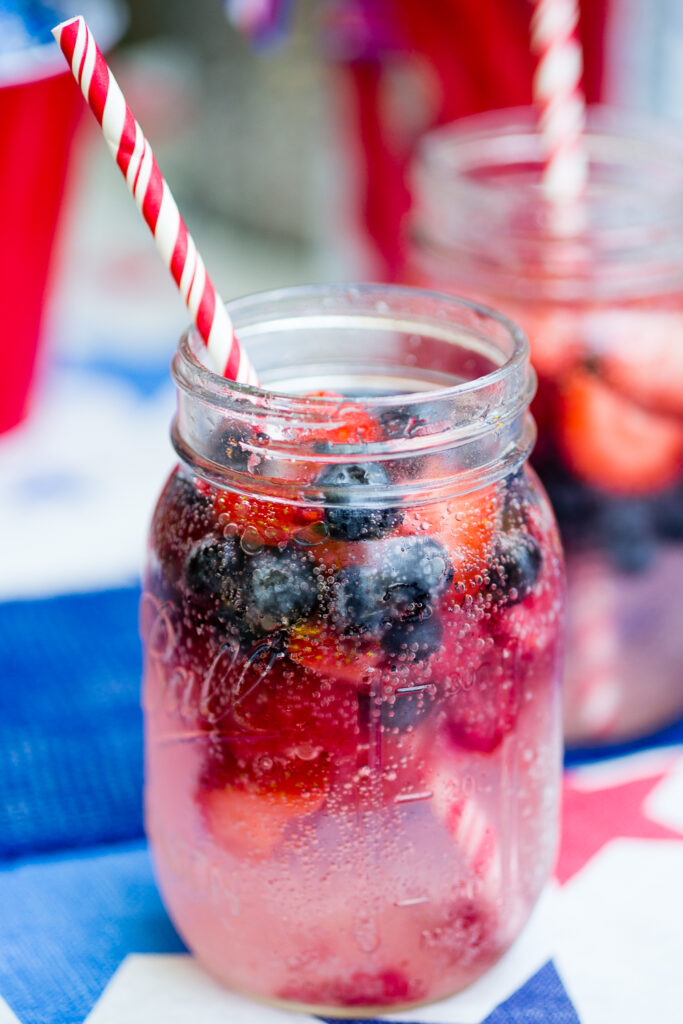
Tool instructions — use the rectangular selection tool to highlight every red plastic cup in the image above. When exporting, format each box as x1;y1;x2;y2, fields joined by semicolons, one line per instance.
0;2;126;434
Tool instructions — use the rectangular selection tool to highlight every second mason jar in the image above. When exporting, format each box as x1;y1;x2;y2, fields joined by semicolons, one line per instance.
141;285;564;1014
406;108;683;744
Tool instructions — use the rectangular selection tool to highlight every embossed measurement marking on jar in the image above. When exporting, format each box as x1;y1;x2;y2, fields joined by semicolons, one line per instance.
353;910;380;953
393;790;433;804
394;895;431;907
395;684;430;694
156;729;280;746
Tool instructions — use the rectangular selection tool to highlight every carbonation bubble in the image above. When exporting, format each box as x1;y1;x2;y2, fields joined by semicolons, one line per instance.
241;526;264;554
293;521;329;547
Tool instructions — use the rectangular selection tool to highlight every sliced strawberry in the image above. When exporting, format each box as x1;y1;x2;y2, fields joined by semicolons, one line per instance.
430;615;520;754
401;487;499;596
288;620;383;688
198;638;361;759
508;299;587;379
442;664;520;754
213;490;324;545
419;897;497;968
301;397;383;447
199;755;328;858
583;309;683;419
559;369;683;494
233;659;361;758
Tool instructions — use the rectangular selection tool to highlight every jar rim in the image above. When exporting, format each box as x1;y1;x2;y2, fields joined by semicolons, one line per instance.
174;282;530;413
411;106;683;299
171;284;536;501
415;104;683;228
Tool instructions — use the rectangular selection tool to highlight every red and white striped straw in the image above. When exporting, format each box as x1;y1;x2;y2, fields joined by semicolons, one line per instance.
52;16;259;387
531;0;588;228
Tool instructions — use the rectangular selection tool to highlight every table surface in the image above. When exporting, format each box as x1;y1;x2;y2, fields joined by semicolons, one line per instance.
1;127;682;1024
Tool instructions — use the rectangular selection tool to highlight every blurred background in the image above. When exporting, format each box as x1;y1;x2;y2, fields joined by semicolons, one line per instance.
2;0;683;603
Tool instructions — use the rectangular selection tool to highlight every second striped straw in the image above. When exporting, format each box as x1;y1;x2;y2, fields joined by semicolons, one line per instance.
52;16;259;387
531;0;589;233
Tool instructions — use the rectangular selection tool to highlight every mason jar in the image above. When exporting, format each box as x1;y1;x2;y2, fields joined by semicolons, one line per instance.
141;284;565;1014
406;108;683;744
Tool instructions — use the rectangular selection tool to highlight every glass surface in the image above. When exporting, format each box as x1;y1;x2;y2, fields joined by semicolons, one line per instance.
407;110;683;744
141;285;564;1013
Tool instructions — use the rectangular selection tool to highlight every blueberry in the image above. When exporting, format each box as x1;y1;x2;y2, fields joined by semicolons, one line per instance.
378;406;428;440
244;548;318;631
209;421;257;471
329;566;389;635
318;462;402;540
185;536;242;601
652;487;683;542
380;536;453;616
600;499;657;574
487;532;542;604
382;613;443;664
501;469;533;533
329;537;452;634
540;466;598;543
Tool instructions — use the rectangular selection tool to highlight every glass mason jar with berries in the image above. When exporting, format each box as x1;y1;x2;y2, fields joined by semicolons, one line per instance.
141;285;565;1014
406;109;683;744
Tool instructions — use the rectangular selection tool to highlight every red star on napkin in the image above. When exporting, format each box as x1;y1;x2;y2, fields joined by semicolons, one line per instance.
556;767;683;885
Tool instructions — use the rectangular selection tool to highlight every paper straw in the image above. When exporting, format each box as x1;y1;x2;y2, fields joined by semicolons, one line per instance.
531;0;588;231
52;16;258;386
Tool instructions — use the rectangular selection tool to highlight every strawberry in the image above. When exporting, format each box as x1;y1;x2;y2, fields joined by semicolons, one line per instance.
583;309;683;419
278;969;424;1009
199;753;329;858
442;660;520;754
301;395;383;447
401;487;499;597
288;620;383;688
213;490;324;545
197;637;361;760
431;615;520;754
517;300;587;379
559;369;683;494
